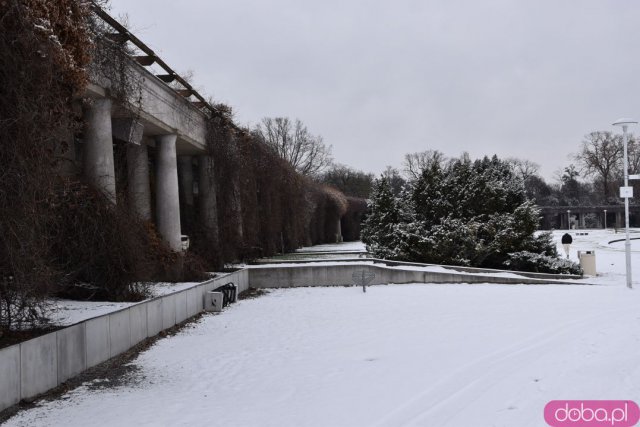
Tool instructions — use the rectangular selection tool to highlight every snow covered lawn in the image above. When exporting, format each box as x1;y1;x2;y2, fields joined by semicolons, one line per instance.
5;229;640;427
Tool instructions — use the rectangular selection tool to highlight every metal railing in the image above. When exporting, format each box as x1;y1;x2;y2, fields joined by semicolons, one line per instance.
214;282;237;307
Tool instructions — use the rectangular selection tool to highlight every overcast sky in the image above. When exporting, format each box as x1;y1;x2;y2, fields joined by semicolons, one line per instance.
108;0;640;181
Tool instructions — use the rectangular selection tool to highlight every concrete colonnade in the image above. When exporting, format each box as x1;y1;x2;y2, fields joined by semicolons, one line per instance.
82;96;186;252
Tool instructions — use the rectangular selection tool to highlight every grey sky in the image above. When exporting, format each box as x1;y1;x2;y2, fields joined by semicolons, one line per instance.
108;0;640;181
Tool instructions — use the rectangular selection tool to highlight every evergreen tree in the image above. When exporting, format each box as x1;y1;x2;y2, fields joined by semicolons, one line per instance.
361;154;581;274
360;177;401;259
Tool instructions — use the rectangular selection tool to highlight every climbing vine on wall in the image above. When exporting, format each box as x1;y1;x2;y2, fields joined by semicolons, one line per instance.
0;0;202;334
197;106;351;266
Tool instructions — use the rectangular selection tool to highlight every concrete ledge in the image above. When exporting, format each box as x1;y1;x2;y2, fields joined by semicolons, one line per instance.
129;304;147;346
146;298;163;338
237;269;250;294
57;323;86;383
251;257;583;281
186;287;200;318
174;291;188;324
161;294;177;330
0;345;20;409
248;263;587;289
85;315;110;368
21;333;57;399
109;309;131;358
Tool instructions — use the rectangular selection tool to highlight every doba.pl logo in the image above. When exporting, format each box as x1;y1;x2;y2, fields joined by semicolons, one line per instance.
544;401;640;427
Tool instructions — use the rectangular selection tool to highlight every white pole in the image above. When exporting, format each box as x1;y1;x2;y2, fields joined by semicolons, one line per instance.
622;125;632;289
603;210;607;230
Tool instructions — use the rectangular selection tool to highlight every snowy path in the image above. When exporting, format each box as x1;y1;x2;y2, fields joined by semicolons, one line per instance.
7;284;640;427
5;229;640;427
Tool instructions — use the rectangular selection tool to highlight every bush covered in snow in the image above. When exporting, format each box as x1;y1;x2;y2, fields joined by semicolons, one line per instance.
362;154;581;274
503;251;583;275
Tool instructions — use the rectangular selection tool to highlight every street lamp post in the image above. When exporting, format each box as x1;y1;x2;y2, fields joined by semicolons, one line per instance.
567;209;571;230
612;118;637;289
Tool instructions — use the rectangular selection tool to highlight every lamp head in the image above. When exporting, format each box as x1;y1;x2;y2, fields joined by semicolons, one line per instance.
613;118;638;133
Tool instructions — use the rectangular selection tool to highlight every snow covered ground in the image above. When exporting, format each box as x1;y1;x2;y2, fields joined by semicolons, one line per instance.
5;229;640;427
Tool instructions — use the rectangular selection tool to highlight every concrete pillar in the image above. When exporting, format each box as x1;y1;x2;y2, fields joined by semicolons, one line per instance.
579;212;585;229
616;211;623;229
336;218;343;243
126;143;151;220
83;98;116;203
198;155;220;249
178;156;195;233
155;134;182;251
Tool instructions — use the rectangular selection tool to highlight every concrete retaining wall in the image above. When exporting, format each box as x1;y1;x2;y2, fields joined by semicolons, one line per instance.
247;263;582;289
252;257;583;281
0;270;248;413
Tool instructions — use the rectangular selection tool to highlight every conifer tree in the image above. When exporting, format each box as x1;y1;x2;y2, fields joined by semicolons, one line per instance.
361;154;581;274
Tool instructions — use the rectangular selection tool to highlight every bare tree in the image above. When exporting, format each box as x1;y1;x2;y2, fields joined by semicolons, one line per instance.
403;150;446;180
381;166;406;196
574;131;623;202
254;117;332;176
506;157;540;182
320;164;374;198
628;137;640;176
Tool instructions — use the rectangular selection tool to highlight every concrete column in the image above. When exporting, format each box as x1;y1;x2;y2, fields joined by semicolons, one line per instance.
178;156;195;233
616;212;623;229
336;218;343;243
83;98;116;203
126;143;151;220
155;134;182;251
579;212;585;229
198;155;220;249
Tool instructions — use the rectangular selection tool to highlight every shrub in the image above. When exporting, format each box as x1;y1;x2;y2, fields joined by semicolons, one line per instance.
362;155;583;274
0;0;92;332
504;251;583;275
